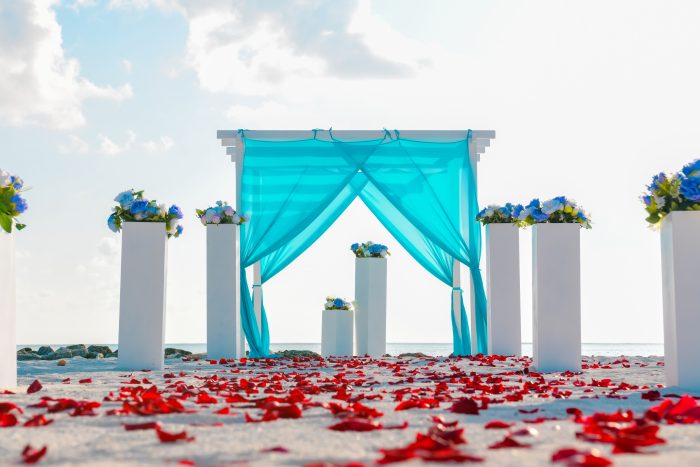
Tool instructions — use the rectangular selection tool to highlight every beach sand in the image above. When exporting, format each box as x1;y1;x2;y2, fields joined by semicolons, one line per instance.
0;354;697;466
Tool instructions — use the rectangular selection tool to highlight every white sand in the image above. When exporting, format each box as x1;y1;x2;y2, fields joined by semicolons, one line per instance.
0;354;698;466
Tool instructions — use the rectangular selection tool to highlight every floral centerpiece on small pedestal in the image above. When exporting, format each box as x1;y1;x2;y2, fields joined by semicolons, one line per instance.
0;169;27;389
521;197;590;372
477;203;522;356
199;201;248;360
108;189;182;371
352;241;389;357
643;159;700;389
322;297;354;357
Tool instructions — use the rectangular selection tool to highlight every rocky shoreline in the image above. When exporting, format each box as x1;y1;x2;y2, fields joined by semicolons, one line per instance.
16;345;325;361
17;345;194;361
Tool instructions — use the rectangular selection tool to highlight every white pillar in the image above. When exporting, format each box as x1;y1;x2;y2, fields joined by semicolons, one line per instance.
661;212;700;389
207;224;242;360
355;257;387;356
118;222;168;371
485;224;521;356
322;310;354;357
532;223;581;372
451;259;464;351
0;232;16;388
252;262;262;332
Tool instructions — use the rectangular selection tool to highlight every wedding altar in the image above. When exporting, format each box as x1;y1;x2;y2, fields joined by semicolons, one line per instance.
215;129;496;357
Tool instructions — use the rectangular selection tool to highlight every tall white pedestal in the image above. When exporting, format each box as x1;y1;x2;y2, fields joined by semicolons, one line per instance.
118;222;168;371
354;257;387;357
532;224;581;372
661;212;700;389
322;310;354;357
0;232;16;388
485;224;522;356
207;225;242;360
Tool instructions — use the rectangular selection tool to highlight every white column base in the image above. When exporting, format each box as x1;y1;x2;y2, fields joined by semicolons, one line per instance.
117;222;168;371
207;225;242;360
354;257;388;357
486;224;522;356
322;310;354;357
0;232;16;388
532;224;581;372
661;212;700;389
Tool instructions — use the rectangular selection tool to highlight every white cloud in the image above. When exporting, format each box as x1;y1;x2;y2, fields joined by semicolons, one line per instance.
57;134;90;154
0;0;133;129
98;129;174;155
98;129;135;156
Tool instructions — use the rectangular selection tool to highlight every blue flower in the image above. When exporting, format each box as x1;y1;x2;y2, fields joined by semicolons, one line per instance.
176;225;184;236
10;194;27;214
513;204;524;218
641;195;652;206
368;244;382;254
114;190;135;208
10;175;23;190
526;198;541;210
542;197;564;215
682;160;700;179
648;173;667;191
553;195;567;205
680;176;700;202
333;298;345;308
107;213;119;232
350;243;359;251
130;200;148;214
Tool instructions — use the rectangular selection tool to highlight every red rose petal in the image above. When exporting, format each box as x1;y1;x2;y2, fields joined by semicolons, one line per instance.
0;413;18;427
155;426;194;443
27;380;43;394
124;421;161;431
484;420;513;429
488;435;531;449
21;445;47;464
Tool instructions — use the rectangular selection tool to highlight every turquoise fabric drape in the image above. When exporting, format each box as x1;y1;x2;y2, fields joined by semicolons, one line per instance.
352;174;471;355
237;131;487;357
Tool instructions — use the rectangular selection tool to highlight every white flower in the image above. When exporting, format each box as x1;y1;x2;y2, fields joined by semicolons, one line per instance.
231;213;241;224
518;208;530;221
212;215;221;224
325;301;334;309
380;250;388;258
159;204;167;216
168;219;178;229
542;198;564;215
363;250;370;257
654;195;666;209
0;169;10;187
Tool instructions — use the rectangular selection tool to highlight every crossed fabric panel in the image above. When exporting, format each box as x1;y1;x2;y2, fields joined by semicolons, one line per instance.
238;132;486;357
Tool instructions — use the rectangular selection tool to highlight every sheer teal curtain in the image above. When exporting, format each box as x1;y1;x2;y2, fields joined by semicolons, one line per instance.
238;132;487;357
356;133;487;353
239;137;382;356
352;174;472;355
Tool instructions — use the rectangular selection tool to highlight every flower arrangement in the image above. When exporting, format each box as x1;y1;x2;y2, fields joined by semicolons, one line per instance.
476;203;519;224
641;159;700;226
107;189;184;238
517;196;591;228
0;169;28;233
350;241;390;258
324;296;353;311
196;201;249;225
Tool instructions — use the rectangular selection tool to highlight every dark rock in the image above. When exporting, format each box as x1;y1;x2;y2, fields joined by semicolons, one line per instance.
53;347;73;359
398;352;429;358
66;344;86;351
65;344;87;357
164;348;193;359
274;350;321;359
37;346;54;355
40;353;57;360
88;345;113;356
17;348;41;361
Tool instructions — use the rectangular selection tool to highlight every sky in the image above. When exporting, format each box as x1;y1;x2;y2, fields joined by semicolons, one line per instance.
2;0;699;345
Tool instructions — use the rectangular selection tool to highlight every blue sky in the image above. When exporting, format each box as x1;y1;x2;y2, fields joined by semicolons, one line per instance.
3;0;700;345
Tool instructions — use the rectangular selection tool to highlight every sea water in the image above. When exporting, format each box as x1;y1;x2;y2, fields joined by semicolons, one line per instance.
18;343;664;357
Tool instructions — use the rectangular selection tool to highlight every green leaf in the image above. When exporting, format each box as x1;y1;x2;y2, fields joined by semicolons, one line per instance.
15;223;26;231
0;212;12;233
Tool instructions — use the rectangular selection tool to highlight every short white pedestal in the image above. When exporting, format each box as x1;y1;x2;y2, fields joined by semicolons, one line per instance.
532;224;581;372
322;310;354;357
118;222;168;371
207;225;242;360
485;224;522;356
0;232;16;388
354;257;387;357
661;212;700;389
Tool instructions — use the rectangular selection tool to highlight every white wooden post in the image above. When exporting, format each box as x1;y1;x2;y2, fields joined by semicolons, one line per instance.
451;259;463;351
486;224;522;356
468;143;479;355
0;231;16;388
355;257;388;356
118;222;168;371
661;212;700;389
322;310;354;357
232;143;246;354
532;224;581;372
207;224;242;360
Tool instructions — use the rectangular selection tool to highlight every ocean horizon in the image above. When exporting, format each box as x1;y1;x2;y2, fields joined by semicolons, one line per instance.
17;342;665;357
